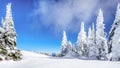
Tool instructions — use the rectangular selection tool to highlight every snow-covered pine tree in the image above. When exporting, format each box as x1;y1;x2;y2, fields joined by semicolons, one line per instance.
87;27;96;59
61;30;73;56
108;3;120;61
0;3;22;61
61;31;68;56
76;22;88;56
96;9;108;60
87;23;98;59
3;3;16;49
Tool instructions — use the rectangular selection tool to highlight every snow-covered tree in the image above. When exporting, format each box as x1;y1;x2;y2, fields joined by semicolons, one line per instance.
88;27;92;56
61;30;74;56
76;22;87;56
0;3;22;61
87;24;98;59
61;31;68;56
96;9;108;60
108;3;120;61
2;3;16;49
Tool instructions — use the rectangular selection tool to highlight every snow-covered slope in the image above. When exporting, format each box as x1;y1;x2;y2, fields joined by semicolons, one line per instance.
0;51;120;68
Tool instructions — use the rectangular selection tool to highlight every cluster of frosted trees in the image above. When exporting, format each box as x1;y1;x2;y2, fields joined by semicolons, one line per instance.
0;3;22;61
61;4;120;61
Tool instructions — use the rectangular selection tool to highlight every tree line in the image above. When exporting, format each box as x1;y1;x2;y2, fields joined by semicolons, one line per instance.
61;4;120;61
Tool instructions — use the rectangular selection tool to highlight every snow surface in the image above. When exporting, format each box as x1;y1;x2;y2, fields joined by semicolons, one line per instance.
0;51;120;68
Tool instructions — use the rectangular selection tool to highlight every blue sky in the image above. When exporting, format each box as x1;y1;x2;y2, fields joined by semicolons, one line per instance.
0;0;120;53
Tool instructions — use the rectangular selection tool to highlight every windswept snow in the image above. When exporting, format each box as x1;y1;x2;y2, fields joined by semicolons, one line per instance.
0;51;120;68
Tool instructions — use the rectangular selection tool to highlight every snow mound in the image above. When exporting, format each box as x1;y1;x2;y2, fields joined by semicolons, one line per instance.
64;51;79;58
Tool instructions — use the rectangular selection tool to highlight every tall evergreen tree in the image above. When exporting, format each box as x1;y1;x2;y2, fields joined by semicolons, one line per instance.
0;3;22;61
61;31;68;56
108;3;120;61
96;9;108;60
2;3;16;49
87;25;98;59
76;22;87;56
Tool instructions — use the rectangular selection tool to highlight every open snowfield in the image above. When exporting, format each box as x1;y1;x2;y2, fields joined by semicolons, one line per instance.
0;51;120;68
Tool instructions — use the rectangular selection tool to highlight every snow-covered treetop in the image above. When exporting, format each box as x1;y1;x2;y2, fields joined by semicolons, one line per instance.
63;31;67;42
96;9;105;37
81;22;85;34
96;9;104;26
114;3;120;23
81;22;87;41
77;22;87;44
62;31;68;46
3;3;14;30
88;27;92;40
6;3;12;19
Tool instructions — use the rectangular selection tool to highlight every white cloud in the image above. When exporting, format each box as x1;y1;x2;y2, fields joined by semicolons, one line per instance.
32;0;120;33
